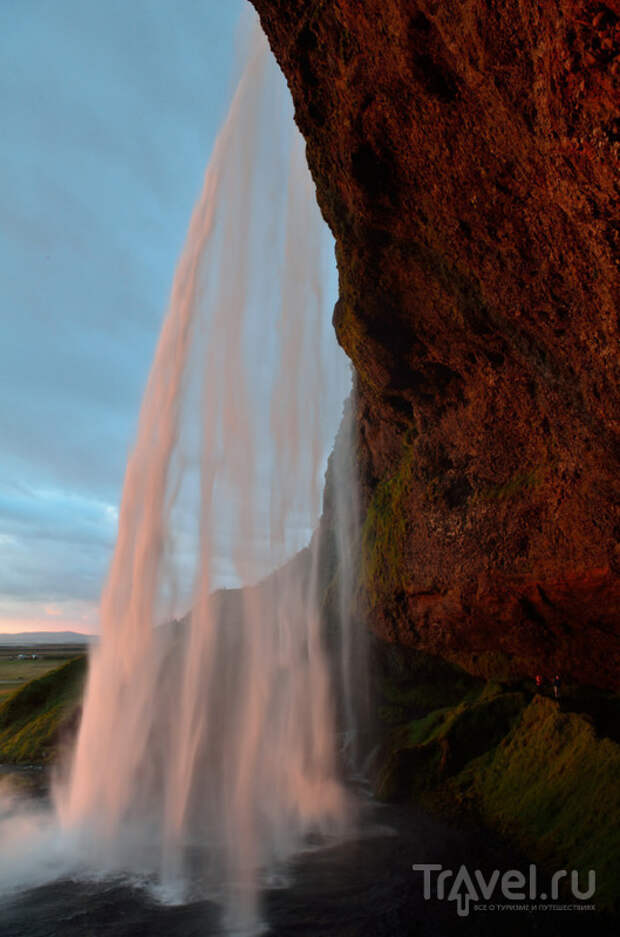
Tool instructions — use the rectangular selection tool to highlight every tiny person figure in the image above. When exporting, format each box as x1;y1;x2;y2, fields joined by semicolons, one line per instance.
553;673;561;699
535;673;543;692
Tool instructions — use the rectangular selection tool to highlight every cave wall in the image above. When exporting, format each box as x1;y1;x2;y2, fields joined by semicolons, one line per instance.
251;0;620;690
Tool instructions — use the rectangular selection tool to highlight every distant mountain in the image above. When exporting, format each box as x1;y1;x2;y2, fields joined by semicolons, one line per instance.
0;631;95;646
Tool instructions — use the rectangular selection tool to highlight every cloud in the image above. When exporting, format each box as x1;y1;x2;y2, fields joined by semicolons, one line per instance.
0;486;116;602
0;0;243;631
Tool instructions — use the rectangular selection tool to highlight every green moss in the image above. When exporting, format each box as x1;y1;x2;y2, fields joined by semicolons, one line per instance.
461;697;620;909
362;440;416;608
405;708;451;746
378;646;485;718
374;649;620;911
375;738;444;801
0;656;86;764
333;300;379;390
478;460;558;503
382;666;483;714
376;688;528;801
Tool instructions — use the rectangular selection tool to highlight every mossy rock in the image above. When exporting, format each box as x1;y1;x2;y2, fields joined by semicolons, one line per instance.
376;645;486;725
361;438;415;609
463;696;620;909
375;738;446;801
374;687;528;801
372;641;620;910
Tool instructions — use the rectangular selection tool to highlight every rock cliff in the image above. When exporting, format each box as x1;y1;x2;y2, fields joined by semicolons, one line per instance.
251;0;620;690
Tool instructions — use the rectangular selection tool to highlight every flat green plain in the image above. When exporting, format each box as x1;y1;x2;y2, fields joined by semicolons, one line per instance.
0;644;87;700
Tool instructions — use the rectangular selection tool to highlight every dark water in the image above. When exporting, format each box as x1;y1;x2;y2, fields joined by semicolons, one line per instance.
0;784;615;937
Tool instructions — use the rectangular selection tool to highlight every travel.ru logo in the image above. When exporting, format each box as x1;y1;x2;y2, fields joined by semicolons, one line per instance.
412;863;596;917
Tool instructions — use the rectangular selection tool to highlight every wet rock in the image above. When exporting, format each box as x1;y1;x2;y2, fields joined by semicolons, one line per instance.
251;0;620;690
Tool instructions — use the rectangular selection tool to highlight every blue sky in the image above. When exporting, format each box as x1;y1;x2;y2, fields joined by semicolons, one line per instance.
0;0;248;633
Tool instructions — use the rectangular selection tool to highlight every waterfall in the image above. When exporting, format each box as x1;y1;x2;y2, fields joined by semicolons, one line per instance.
53;18;359;934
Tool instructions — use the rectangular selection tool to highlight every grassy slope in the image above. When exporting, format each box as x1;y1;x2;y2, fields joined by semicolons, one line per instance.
373;648;620;909
459;697;620;908
0;655;80;700
0;656;86;764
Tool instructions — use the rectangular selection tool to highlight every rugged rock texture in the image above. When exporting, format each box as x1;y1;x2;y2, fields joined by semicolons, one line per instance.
373;646;620;908
251;0;620;690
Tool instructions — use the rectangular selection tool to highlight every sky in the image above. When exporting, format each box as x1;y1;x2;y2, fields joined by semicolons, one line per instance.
0;0;249;634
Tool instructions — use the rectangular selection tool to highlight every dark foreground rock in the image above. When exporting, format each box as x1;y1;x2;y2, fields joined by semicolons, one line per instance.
371;642;620;910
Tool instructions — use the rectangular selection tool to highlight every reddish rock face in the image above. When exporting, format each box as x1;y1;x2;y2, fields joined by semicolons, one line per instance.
251;0;620;690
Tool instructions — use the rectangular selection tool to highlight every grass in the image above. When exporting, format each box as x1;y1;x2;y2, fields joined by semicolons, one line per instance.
379;645;486;712
459;697;620;909
372;646;620;909
0;644;88;700
0;658;71;700
375;682;527;800
0;656;87;764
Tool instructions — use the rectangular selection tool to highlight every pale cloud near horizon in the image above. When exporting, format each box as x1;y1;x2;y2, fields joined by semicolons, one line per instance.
0;0;244;633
